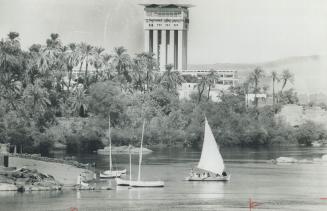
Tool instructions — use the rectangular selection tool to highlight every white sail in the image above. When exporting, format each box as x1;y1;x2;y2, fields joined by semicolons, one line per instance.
197;118;225;175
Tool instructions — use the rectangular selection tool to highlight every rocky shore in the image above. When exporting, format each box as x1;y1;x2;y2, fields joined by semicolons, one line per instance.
0;167;62;192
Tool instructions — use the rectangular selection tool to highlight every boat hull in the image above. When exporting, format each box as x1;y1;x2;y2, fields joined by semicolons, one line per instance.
129;180;165;187
115;178;130;186
100;169;126;178
185;174;231;181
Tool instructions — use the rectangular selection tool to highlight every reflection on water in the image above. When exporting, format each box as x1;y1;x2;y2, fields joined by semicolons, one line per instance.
1;145;327;211
186;181;225;199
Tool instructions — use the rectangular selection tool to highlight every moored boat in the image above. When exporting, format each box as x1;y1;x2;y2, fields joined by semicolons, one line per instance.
100;169;126;178
115;177;130;186
100;114;126;179
119;120;164;188
130;180;164;187
185;117;230;182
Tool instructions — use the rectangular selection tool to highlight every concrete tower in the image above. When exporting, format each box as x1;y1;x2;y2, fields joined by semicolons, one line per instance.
141;3;192;71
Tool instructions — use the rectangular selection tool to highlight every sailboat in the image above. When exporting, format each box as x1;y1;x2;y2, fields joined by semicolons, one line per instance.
117;120;164;187
100;115;126;178
185;117;230;181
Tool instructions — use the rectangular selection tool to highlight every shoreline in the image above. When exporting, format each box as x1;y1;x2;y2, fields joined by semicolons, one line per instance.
8;155;94;186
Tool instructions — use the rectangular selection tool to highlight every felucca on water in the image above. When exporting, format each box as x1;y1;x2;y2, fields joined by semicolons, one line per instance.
100;115;126;178
185;117;230;181
126;120;164;187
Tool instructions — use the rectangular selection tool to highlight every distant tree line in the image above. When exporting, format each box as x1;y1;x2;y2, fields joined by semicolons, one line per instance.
0;32;325;156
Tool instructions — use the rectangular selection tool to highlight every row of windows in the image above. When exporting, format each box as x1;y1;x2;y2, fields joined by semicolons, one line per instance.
146;11;182;17
184;81;235;88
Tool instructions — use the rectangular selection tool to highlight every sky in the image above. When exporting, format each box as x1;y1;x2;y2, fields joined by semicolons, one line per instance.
1;0;327;64
0;0;327;94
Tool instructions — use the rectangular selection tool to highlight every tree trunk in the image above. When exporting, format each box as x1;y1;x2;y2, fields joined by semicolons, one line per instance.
68;67;72;93
95;68;99;82
272;78;275;106
207;85;211;101
84;61;88;87
198;84;205;103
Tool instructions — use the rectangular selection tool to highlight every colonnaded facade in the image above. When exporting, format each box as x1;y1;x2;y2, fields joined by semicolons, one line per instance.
141;3;191;71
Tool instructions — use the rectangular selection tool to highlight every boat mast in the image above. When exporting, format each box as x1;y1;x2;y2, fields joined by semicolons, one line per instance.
109;114;112;171
138;119;145;181
129;145;132;183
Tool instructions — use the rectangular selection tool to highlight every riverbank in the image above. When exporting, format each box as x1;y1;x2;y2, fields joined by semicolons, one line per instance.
8;156;93;185
0;167;62;191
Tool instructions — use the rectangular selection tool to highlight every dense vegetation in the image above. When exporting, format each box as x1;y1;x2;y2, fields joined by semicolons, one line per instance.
0;32;326;156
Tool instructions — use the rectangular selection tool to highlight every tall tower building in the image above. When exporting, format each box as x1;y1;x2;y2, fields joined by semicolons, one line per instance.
140;3;192;71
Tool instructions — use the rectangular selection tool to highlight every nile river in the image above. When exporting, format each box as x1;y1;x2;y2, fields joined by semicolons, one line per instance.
1;146;327;211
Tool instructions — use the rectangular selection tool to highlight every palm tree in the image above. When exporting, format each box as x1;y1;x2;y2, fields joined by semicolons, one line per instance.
92;46;105;83
23;79;51;115
132;52;158;92
160;64;184;92
7;32;20;48
70;87;88;117
77;42;94;87
112;46;131;82
101;53;116;80
196;76;208;103
270;71;279;106
280;69;294;92
131;55;146;92
138;52;158;91
0;32;23;111
62;43;78;92
38;33;62;75
206;70;220;100
0;32;21;75
26;44;42;85
249;67;265;109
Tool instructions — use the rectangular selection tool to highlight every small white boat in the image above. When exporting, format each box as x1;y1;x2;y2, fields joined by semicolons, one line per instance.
185;117;230;182
130;180;164;187
100;115;126;179
119;120;164;188
100;169;126;178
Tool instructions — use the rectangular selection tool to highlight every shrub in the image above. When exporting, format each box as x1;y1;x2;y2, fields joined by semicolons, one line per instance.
295;121;327;146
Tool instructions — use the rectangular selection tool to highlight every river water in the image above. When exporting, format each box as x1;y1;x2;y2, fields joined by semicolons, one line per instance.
1;145;327;211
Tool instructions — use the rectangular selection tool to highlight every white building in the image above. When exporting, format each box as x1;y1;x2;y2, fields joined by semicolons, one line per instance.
178;69;239;102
